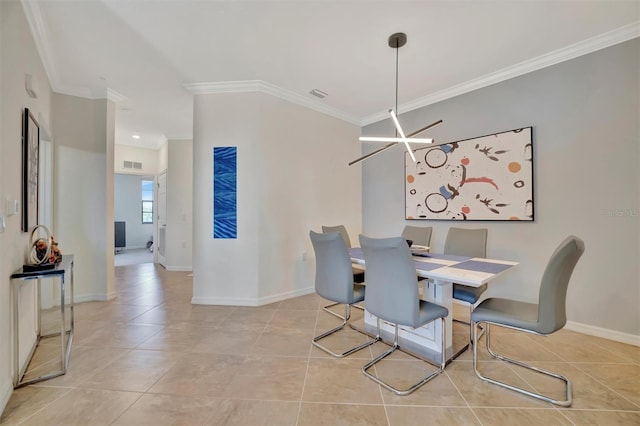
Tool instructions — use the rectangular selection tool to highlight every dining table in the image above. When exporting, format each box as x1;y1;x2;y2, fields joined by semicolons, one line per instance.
349;246;518;363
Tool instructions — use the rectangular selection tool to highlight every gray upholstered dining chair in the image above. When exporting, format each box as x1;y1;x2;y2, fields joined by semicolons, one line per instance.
403;225;433;281
309;230;377;357
359;234;448;395
321;225;365;319
322;225;364;282
471;235;585;407
444;227;488;341
402;225;432;248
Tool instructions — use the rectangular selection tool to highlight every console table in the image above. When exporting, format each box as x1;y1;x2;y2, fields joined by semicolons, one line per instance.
10;255;74;388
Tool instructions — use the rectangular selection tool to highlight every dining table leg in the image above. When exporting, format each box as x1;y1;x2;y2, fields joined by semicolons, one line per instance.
423;279;453;360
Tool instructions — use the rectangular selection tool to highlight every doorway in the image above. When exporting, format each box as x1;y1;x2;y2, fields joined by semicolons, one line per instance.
114;173;155;266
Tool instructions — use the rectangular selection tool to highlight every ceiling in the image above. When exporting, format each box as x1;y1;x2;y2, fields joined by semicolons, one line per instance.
24;0;639;149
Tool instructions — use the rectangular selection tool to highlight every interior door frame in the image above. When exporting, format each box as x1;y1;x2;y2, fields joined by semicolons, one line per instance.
157;170;167;267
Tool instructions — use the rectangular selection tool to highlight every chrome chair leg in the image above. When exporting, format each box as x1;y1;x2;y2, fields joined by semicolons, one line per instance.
313;304;376;358
472;321;572;407
362;319;446;396
322;301;364;321
452;303;484;343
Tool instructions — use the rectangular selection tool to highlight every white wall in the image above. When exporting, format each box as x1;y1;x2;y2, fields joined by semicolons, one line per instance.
362;39;639;343
0;0;53;412
166;139;193;271
158;141;168;174
53;94;115;302
105;99;115;302
258;95;362;299
114;174;154;248
114;144;160;175
192;92;361;305
193;93;261;304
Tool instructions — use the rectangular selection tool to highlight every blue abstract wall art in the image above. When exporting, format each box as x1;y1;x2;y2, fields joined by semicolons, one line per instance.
213;146;237;238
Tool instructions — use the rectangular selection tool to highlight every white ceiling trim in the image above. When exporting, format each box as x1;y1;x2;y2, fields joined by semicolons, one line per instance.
21;0;59;91
164;135;193;141
45;84;128;103
361;21;640;126
183;80;361;126
103;88;127;103
22;0;128;104
51;84;95;99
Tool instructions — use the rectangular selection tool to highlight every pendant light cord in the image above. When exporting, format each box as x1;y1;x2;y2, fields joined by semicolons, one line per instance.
394;39;399;138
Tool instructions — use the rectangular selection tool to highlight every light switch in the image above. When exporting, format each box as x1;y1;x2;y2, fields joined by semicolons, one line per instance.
0;215;5;233
6;199;19;216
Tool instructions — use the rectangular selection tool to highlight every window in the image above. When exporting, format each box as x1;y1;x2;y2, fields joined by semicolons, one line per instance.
141;179;154;224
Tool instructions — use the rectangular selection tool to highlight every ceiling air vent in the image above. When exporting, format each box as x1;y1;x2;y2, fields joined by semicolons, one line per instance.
123;161;143;170
309;89;327;99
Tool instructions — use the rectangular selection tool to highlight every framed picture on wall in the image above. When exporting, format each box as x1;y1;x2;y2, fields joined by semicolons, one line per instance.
405;127;533;221
22;108;40;232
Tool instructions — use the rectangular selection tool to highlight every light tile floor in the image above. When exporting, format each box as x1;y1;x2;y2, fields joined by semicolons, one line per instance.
1;263;639;425
114;248;154;267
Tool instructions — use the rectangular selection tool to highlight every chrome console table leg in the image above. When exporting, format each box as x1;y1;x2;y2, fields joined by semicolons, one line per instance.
11;255;75;388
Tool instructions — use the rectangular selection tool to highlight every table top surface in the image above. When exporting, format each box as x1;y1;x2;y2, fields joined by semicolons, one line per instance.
11;255;74;279
349;248;517;287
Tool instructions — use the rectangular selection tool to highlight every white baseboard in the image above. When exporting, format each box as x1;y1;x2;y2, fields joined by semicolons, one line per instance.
565;321;640;347
257;287;315;306
73;291;116;303
192;286;315;307
165;266;193;272
0;380;13;417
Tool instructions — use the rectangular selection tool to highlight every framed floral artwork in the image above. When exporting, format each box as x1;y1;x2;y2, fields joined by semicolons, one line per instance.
22;108;40;231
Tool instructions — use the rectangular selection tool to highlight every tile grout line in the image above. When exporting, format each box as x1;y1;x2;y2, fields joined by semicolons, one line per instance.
568;362;640;411
443;368;485;425
515;332;640;412
7;386;74;426
294;299;323;425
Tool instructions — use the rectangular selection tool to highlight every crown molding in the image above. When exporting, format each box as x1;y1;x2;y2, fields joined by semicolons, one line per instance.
164;135;194;141
21;0;59;89
22;0;128;103
116;134;167;150
52;85;128;102
361;21;640;126
103;88;127;103
184;80;361;126
183;80;263;95
50;84;93;99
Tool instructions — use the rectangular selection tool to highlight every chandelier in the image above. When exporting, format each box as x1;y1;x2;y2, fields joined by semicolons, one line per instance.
350;33;442;166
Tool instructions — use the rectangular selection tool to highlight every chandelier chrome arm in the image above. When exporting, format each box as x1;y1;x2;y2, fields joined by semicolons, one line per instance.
359;136;433;143
350;119;443;166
